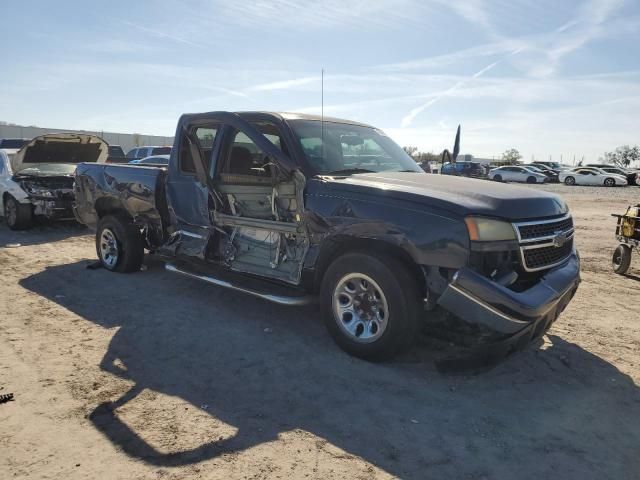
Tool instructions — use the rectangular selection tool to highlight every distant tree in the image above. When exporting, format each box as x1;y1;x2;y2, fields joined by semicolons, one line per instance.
417;151;441;163
602;145;640;168
403;146;418;158
501;148;522;165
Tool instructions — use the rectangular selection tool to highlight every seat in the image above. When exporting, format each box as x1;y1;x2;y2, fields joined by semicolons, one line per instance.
228;146;254;175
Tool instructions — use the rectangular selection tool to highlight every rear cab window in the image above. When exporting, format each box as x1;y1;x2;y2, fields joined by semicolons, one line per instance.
179;126;219;174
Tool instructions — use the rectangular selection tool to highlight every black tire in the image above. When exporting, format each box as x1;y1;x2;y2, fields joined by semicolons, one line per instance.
604;177;615;187
493;174;502;182
526;176;537;184
95;214;144;273
320;251;422;361
4;195;32;230
612;244;632;274
564;176;576;186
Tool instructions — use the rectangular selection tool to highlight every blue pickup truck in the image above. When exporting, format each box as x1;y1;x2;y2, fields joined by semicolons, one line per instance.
72;111;580;366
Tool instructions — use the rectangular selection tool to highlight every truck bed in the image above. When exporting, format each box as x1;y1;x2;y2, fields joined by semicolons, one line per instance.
73;163;170;245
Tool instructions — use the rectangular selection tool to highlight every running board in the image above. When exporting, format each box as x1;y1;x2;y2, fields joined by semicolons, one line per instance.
165;263;314;306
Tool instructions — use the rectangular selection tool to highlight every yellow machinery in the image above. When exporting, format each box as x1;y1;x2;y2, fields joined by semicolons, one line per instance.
612;205;640;274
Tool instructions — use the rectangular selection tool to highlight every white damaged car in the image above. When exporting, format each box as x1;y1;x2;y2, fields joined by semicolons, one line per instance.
558;167;628;187
0;133;108;230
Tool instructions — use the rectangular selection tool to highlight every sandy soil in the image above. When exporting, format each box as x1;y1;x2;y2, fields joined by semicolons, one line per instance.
1;185;639;479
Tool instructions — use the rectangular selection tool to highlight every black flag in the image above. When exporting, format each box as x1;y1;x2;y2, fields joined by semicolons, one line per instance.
452;124;461;162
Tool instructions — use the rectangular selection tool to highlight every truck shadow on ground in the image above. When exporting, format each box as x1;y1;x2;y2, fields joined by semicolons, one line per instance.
0;220;88;246
20;259;640;479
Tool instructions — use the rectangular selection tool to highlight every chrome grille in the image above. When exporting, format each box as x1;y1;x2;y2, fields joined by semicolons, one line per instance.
513;214;574;272
518;216;573;240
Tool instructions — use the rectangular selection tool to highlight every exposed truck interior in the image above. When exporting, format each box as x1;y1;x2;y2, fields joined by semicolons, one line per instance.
170;116;309;285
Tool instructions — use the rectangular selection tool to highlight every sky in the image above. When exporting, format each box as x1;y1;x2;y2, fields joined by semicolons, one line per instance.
1;0;639;163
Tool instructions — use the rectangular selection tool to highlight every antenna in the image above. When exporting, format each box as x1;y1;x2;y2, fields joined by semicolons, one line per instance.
321;68;324;163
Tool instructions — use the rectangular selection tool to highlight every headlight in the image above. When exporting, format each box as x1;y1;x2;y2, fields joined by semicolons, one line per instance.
22;183;53;197
465;217;516;242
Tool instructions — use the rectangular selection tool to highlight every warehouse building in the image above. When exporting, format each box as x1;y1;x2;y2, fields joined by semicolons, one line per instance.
0;122;173;153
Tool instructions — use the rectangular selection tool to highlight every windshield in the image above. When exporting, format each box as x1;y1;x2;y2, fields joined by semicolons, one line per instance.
109;146;125;157
14;164;76;176
0;139;29;149
289;120;422;175
152;146;171;155
525;166;543;173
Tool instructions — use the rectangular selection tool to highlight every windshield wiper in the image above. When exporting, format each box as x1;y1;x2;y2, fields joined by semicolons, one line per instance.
326;168;376;175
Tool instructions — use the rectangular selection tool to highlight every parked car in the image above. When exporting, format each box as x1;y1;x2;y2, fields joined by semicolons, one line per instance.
0;133;108;229
73;111;580;363
440;161;486;178
0;138;30;155
586;164;638;185
106;145;127;163
128;154;170;165
526;165;559;183
125;146;172;162
559;167;628;187
532;161;565;171
489;165;548;183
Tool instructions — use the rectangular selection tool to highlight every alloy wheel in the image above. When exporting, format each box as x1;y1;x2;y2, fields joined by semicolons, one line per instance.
99;228;119;268
332;273;389;343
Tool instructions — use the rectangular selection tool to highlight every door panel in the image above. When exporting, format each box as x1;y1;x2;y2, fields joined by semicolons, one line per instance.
165;125;222;257
211;120;308;284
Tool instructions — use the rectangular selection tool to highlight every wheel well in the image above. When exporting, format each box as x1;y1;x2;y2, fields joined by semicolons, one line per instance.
94;197;133;221
313;237;426;295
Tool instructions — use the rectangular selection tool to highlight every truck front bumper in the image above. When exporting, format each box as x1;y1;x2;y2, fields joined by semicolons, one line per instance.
436;250;580;372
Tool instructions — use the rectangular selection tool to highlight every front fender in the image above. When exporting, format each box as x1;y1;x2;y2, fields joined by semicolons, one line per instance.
304;191;469;270
3;179;31;204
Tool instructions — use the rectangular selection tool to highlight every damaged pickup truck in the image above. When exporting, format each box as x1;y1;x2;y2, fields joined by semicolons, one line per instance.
1;133;108;229
73;112;580;362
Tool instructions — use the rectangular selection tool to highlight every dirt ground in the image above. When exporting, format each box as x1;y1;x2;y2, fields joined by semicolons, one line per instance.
1;184;639;480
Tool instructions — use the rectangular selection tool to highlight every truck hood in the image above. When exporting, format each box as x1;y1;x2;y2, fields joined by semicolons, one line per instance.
11;133;108;174
313;172;568;221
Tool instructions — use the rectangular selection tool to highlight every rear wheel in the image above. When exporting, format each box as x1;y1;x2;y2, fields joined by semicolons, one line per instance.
96;215;144;272
612;244;632;274
493;174;502;182
320;252;422;361
604;177;616;187
4;195;32;230
564;176;576;186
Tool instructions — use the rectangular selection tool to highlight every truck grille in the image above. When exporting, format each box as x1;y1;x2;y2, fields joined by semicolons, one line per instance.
513;214;574;272
517;216;573;240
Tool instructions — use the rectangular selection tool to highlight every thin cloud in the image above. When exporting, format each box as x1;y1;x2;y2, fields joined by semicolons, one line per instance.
248;76;319;92
400;51;518;127
119;21;207;49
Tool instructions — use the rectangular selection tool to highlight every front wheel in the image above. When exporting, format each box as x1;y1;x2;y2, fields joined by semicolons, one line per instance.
493;174;502;182
604;177;616;187
564;176;576;186
96;214;144;272
526;176;537;184
320;252;422;361
612;244;632;274
4;195;32;230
